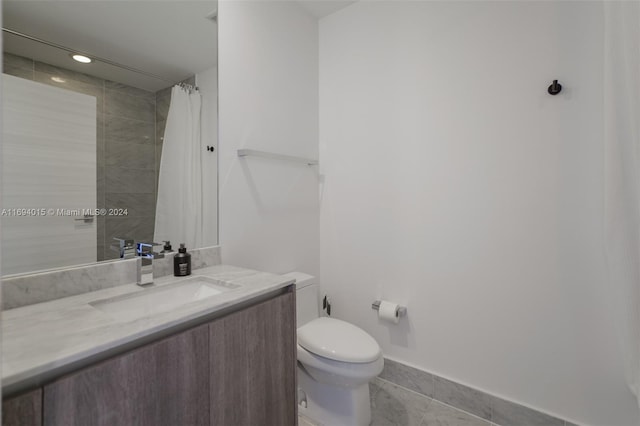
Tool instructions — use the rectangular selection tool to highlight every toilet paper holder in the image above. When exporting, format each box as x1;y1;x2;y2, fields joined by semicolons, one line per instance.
371;300;407;317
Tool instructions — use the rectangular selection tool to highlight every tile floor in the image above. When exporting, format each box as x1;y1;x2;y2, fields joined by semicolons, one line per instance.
299;377;494;426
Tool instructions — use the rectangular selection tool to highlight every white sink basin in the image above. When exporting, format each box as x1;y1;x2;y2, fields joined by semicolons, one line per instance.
90;276;240;321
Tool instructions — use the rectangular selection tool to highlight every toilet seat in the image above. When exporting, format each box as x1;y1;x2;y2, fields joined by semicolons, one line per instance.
297;317;381;363
297;343;384;388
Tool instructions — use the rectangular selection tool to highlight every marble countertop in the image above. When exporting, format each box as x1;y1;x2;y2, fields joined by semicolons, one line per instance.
2;264;294;395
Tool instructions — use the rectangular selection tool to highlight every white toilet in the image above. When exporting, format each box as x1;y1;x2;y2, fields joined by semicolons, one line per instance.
282;272;383;426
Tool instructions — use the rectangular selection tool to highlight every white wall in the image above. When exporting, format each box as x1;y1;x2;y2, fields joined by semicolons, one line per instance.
218;0;319;275
196;66;219;247
319;2;639;425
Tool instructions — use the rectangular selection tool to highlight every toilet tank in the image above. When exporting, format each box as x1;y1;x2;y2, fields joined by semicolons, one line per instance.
280;272;319;327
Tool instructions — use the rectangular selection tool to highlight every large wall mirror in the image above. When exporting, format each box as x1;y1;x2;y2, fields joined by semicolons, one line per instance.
1;1;218;276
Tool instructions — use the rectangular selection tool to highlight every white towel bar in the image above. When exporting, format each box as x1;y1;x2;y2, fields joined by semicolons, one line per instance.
237;149;318;166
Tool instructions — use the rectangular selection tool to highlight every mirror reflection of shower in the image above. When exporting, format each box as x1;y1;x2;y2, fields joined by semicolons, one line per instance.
155;81;218;250
1;1;217;275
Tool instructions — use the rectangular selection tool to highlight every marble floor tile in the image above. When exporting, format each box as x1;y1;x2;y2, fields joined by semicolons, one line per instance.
371;378;384;402
301;378;501;426
420;400;491;426
371;381;431;426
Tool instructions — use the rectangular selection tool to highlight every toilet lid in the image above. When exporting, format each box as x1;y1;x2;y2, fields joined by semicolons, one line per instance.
297;317;381;363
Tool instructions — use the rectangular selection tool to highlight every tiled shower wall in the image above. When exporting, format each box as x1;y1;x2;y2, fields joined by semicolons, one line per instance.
2;52;193;261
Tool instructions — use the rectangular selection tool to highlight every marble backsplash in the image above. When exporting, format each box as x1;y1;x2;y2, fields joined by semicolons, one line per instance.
152;245;222;278
2;246;222;310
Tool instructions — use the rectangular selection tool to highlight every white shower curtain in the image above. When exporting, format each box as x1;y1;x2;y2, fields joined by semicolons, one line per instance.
604;1;640;409
154;86;203;249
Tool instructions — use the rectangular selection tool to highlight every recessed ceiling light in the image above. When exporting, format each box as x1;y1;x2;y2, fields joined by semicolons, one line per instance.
51;76;66;83
71;54;92;64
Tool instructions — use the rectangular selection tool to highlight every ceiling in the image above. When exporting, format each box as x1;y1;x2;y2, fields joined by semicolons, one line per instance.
2;0;355;92
2;1;218;92
296;0;357;18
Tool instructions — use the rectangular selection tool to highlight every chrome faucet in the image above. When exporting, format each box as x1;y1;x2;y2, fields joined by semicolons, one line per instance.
112;237;135;259
136;242;164;286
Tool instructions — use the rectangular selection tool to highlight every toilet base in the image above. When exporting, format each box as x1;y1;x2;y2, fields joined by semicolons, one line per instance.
298;365;372;426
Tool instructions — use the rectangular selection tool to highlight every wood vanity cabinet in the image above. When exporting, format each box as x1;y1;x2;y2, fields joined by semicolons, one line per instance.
2;389;42;426
210;289;296;425
43;324;210;426
2;289;296;426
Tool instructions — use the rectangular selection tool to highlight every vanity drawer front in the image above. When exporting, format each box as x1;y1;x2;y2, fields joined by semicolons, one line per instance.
43;324;209;426
209;290;297;426
3;389;43;426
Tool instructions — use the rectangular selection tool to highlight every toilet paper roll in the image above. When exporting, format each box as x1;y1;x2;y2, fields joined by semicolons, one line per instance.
378;301;400;324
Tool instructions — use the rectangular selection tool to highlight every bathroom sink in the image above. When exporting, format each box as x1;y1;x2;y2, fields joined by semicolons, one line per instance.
90;276;240;321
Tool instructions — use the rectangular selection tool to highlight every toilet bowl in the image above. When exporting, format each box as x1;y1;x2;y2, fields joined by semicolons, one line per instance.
281;272;383;426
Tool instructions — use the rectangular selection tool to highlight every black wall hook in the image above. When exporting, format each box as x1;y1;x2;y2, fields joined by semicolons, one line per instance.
548;80;562;95
206;146;215;152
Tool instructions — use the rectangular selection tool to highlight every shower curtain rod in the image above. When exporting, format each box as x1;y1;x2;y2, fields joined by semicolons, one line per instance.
177;82;199;92
2;27;174;84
